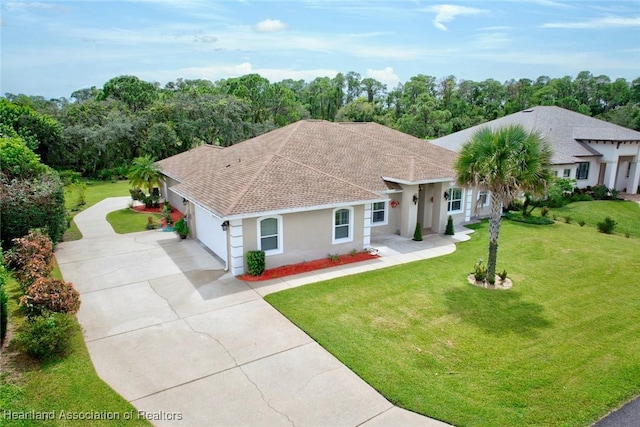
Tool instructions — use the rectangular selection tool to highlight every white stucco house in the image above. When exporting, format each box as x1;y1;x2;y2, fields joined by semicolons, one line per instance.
430;106;640;195
157;120;485;276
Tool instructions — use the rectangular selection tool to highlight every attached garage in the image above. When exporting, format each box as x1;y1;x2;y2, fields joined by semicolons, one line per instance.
193;203;228;267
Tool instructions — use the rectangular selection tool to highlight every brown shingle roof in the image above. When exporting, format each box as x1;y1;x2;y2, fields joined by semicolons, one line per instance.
157;120;457;218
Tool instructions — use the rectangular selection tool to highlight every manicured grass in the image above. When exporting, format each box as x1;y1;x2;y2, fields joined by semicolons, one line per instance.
266;220;640;427
106;209;162;234
544;200;640;237
1;277;150;427
64;180;131;241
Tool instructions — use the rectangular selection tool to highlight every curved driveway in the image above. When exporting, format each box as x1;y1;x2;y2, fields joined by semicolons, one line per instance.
55;197;451;427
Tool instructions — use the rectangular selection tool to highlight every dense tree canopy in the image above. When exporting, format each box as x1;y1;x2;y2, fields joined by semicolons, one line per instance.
2;70;638;178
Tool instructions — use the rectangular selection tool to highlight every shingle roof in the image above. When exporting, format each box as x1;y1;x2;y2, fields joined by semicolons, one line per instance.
429;106;640;164
157;120;457;218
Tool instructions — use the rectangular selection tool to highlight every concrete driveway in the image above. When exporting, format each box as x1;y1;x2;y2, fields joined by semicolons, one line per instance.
55;197;449;427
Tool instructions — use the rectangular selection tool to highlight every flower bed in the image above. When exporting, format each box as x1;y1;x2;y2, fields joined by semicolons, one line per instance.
240;251;379;281
131;203;183;225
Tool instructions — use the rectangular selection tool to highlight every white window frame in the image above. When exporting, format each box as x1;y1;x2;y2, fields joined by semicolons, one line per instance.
332;207;354;244
447;188;464;214
371;201;388;226
257;215;283;256
563;168;571;178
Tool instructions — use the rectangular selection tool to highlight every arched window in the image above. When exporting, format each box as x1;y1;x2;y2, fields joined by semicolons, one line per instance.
257;215;283;255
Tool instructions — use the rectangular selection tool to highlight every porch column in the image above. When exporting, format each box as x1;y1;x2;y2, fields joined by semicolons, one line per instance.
229;219;244;276
601;161;618;189
431;182;448;233
464;189;473;222
629;161;640;194
400;184;419;238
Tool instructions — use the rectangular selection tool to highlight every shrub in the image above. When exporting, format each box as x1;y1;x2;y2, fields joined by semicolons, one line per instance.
246;250;265;276
146;216;156;230
505;212;554;225
58;169;81;185
19;277;81;317
564;216;572;224
0;169;67;246
129;187;145;201
0;250;8;345
445;215;455;235
597;217;617;234
473;260;487;283
413;222;423;241
328;253;340;262
540;207;549;217
4;229;54;290
592;185;609;200
578;220;586;227
0;136;46;180
174;218;189;237
498;269;508;281
15;313;75;360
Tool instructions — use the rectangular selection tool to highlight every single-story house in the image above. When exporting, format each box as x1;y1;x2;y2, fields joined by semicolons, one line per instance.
157;120;488;275
430;106;640;195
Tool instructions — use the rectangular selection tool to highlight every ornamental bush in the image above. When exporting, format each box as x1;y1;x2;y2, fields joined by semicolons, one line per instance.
597;216;617;234
20;277;81;317
4;229;54;291
445;215;455;235
15;312;75;360
246;250;265;276
413;222;423;241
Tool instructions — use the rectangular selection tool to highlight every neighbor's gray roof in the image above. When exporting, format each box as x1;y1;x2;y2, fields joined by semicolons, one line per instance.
429;106;640;164
157;120;457;218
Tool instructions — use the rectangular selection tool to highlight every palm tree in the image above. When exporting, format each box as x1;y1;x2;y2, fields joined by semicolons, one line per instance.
128;155;162;196
455;124;552;283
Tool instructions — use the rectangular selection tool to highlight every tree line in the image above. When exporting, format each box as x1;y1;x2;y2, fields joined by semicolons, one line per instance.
2;70;639;178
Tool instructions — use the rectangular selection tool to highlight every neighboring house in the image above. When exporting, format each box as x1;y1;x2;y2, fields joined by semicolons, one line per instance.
157;120;470;276
430;106;640;195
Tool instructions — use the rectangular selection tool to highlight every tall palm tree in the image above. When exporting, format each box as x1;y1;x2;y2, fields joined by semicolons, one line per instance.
128;155;162;196
455;124;552;283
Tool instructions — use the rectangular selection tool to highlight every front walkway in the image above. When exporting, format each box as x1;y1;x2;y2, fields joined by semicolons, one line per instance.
56;197;459;427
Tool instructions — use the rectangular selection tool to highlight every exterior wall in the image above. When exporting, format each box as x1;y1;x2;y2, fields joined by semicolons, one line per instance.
371;195;402;237
573;157;600;188
242;205;367;269
551;165;576;181
163;176;185;214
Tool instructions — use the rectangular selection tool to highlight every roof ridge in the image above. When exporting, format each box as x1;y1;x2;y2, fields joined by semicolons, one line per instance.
222;122;301;216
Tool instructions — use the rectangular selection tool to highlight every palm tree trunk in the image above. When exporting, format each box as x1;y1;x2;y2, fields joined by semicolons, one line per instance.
487;196;503;284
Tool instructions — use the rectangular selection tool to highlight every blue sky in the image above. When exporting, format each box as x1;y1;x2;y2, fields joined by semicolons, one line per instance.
1;0;639;99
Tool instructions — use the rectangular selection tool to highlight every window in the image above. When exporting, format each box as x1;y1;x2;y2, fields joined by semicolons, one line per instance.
447;188;463;213
372;201;387;225
563;169;571;178
258;216;283;255
477;191;488;207
576;162;590;180
333;207;353;243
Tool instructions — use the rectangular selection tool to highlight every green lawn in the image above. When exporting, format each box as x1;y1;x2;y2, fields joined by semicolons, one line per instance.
106;209;162;234
64;180;132;241
544;200;640;237
266;219;640;426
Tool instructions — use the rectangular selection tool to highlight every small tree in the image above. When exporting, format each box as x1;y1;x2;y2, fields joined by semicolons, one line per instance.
128;155;162;196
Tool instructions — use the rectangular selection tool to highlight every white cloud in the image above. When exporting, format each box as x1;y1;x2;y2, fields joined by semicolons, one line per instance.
541;15;640;29
423;4;484;31
366;67;400;89
254;19;286;33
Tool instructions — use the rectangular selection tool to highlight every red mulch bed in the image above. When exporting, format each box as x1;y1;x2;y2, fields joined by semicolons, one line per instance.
131;203;183;225
240;251;379;281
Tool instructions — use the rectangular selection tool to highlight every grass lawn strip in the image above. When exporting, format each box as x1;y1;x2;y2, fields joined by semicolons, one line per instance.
266;219;640;427
544;200;640;237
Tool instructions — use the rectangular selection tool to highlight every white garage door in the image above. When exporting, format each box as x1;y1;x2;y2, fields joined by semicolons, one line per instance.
194;204;227;262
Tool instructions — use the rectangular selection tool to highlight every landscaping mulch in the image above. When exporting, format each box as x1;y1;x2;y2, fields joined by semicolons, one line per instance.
240;251;379;281
131;203;183;225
